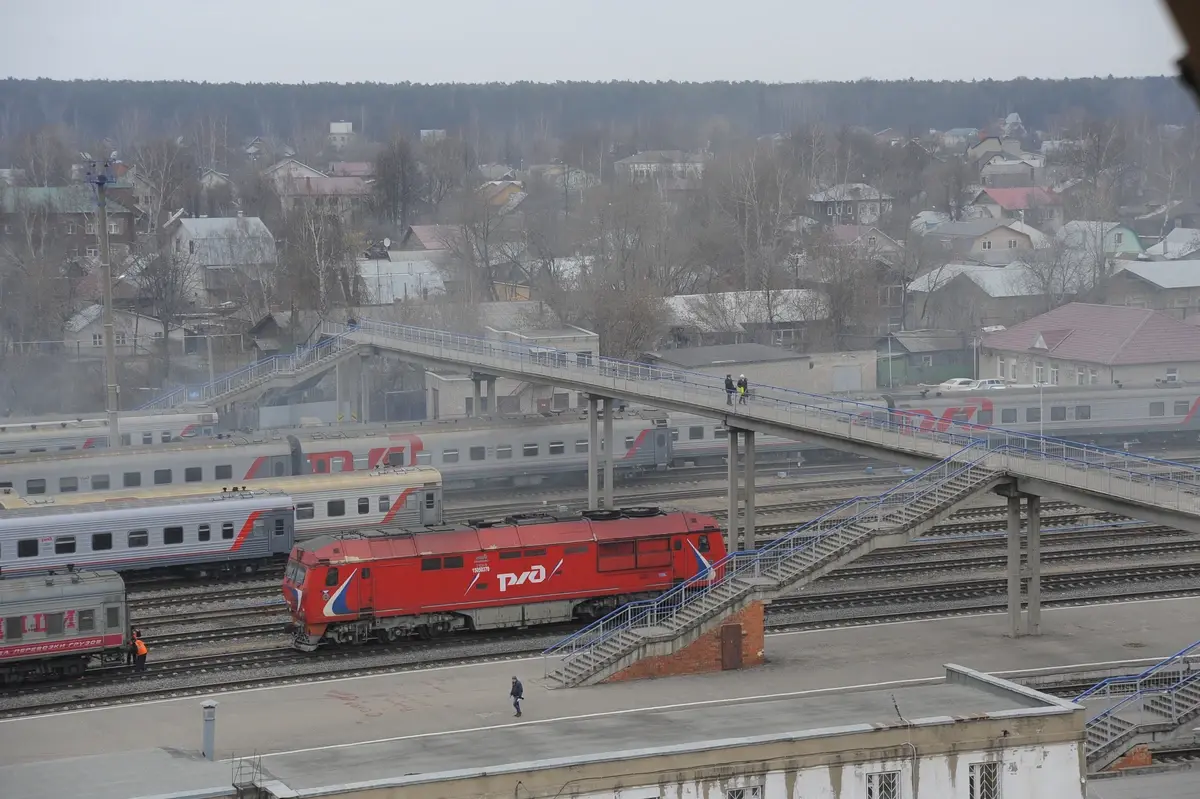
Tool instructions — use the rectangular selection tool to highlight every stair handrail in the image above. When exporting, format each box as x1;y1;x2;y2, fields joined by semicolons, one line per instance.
1076;638;1200;701
1084;667;1200;758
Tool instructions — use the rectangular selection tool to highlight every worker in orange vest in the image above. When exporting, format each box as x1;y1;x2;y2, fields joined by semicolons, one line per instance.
132;632;148;672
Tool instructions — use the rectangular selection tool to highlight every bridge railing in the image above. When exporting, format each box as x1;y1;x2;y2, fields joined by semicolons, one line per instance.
1085;668;1200;758
1077;639;1200;702
542;442;994;676
333;318;1200;507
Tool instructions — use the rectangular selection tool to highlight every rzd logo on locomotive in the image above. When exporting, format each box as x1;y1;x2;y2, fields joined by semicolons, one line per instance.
498;564;547;592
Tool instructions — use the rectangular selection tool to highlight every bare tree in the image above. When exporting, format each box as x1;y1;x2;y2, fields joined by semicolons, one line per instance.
129;228;201;382
281;203;363;313
128;136;198;231
14;128;72;187
0;189;76;347
422;137;472;220
373;133;424;229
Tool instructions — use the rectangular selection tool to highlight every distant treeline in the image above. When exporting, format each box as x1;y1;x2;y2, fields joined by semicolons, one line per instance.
0;77;1194;150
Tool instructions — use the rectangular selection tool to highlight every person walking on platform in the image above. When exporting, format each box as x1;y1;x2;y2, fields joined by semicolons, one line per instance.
510;676;524;717
737;375;749;405
724;374;736;405
132;631;148;672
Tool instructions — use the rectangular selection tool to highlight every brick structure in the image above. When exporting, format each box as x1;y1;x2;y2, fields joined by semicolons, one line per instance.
1105;744;1152;771
603;601;765;683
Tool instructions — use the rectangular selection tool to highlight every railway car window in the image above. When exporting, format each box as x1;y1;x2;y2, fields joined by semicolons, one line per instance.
549;441;565;455
624;436;635;449
524;548;547;557
1151;402;1166;417
161;431;171;443
29;447;45;453
106;607;120;629
59;444;75;451
714;427;729;439
497;445;513;459
1076;405;1091;420
59;476;78;492
671;429;679;442
522;443;539;457
1050;406;1067;422
425;492;436;509
327;500;346;517
185;467;203;483
441;449;459;463
198;524;211;542
499;551;522;560
689;425;705;440
222;522;234;540
421;558;442;571
443;556;464;569
4;617;22;640
123;472;141;487
215;465;233;480
357;497;370;514
163;526;184;545
142;432;153;445
1001;409;1017;424
1026;408;1041;423
25;478;46;495
92;533;112;551
469;446;486;461
378;496;390;512
120;434;131;446
574;440;588;453
45;612;64;635
325;568;340;586
415;452;432;465
0;450;12;456
1175;401;1191;416
977;410;994;425
17;539;37;558
54;536;76;555
92;473;110;490
128;530;149;548
315;460;328;473
78;610;95;632
296;503;315;520
565;545;589;555
153;468;172;485
698;535;711;553
274;518;286;536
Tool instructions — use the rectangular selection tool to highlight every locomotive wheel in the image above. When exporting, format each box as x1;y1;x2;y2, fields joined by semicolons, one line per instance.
416;624;432;640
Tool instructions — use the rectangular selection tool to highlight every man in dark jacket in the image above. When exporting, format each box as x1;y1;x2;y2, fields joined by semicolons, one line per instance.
724;374;735;405
510;676;524;717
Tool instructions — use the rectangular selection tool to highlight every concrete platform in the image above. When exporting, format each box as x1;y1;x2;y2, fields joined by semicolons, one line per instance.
1;596;1197;771
1088;765;1200;798
0;748;236;799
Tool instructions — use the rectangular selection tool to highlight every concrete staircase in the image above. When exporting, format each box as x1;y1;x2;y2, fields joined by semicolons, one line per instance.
1079;640;1200;769
543;445;1004;688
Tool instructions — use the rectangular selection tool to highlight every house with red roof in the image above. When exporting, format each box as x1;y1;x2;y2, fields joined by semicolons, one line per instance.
971;187;1063;232
980;302;1200;386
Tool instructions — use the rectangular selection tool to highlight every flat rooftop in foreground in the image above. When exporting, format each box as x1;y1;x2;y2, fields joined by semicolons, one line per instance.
0;664;1077;799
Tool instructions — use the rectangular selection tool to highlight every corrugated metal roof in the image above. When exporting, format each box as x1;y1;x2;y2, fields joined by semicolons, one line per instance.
178;217;276;269
1146;228;1200;258
664;290;826;332
975;187;1059;210
808;183;893;202
1;185;133;215
982;302;1200;366
1114;261;1200;289
907;262;1044;298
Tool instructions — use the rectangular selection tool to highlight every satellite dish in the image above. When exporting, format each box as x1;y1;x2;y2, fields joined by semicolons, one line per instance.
383;237;391;248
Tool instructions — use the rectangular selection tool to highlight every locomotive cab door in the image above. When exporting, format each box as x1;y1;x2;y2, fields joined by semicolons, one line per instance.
358;567;374;615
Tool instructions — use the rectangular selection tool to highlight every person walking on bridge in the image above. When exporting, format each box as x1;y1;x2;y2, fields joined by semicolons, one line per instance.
724;374;736;406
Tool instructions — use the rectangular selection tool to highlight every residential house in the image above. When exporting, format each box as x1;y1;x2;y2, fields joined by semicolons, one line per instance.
873;128;907;147
197;169;237;218
478;180;527;216
876;329;974;387
980;158;1036;188
525;163;600;193
420;130;447;143
398;224;459;253
941;128;980;150
357;240;445;303
1098;261;1200;318
478;164;519;181
614;151;710;184
966;136;1024;163
827;225;902;259
0;185;136;260
808;184;894;226
1145;227;1200;260
920;219;1047;265
970;187;1063;230
243;137;296;161
662;289;827;349
907;261;1054;331
276;175;371;220
327;162;374;178
642;342;877;394
980;302;1200;386
63;303;190;359
1056;221;1144;260
328;121;354;150
264;158;326;187
168;216;277;308
1121;200;1200;239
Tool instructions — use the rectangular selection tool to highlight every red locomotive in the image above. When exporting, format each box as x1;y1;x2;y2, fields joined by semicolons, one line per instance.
281;507;725;651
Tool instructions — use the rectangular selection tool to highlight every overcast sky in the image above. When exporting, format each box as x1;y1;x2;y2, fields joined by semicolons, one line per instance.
0;0;1184;84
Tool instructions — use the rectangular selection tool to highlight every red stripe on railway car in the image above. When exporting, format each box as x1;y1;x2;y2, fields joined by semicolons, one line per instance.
0;633;125;660
380;488;417;525
230;511;263;552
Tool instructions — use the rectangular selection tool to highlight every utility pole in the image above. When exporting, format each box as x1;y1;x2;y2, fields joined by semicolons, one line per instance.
86;161;122;448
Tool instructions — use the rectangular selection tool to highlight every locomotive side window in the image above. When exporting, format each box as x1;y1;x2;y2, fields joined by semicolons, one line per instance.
222;522;234;540
1076;405;1091;420
443;556;464;569
1001;409;1017;424
1175;401;1191;416
564;545;589;555
1151;402;1166;417
358;497;370;514
215;465;233;480
54;536;76;554
45;612;64;635
25;478;46;495
469;446;486;461
5;617;22;639
328;500;346;517
523;443;539;457
378;495;390;512
17;539;37;558
549;441;565;455
92;473;110;490
296;503;315;520
154;468;172;485
497;445;513;459
442;449;459;463
185;467;203;482
128;530;149;548
123;471;141;487
499;551;522;560
60;476;78;492
575;440;588;453
106;607;120;629
421;558;442;571
326;568;340;586
78;610;95;632
164;526;184;545
1050;406;1067;422
698;535;711;553
524;548;547;557
92;533;112;551
198;524;211;542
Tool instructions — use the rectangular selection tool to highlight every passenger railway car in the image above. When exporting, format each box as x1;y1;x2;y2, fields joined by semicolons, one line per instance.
0;570;128;684
0;490;296;578
282;507;725;651
0;411;219;458
1;467;445;541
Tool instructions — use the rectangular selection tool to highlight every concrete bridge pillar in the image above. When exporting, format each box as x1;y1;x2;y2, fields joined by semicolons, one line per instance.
727;429;740;549
1007;494;1022;638
603;398;615;509
485;377;496;415
587;395;599;510
744;431;756;551
1026;494;1041;636
471;378;482;418
998;482;1044;638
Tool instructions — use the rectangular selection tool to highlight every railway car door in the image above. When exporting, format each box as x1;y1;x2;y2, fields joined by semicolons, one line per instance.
421;488;442;525
268;512;295;555
652;428;671;468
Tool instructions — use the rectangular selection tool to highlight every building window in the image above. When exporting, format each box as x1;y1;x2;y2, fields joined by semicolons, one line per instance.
1115;231;1123;244
189;240;196;254
108;221;121;234
114;332;127;346
1167;367;1179;383
866;771;900;799
65;222;77;235
1089;368;1098;384
1034;361;1045;383
1049;363;1059;385
85;222;97;235
868;236;877;246
1008;239;1018;248
969;762;999;799
921;354;934;367
725;789;761;799
86;247;98;257
982;240;992;250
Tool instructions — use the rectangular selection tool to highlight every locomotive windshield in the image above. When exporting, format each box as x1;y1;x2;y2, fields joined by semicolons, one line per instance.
284;559;307;586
